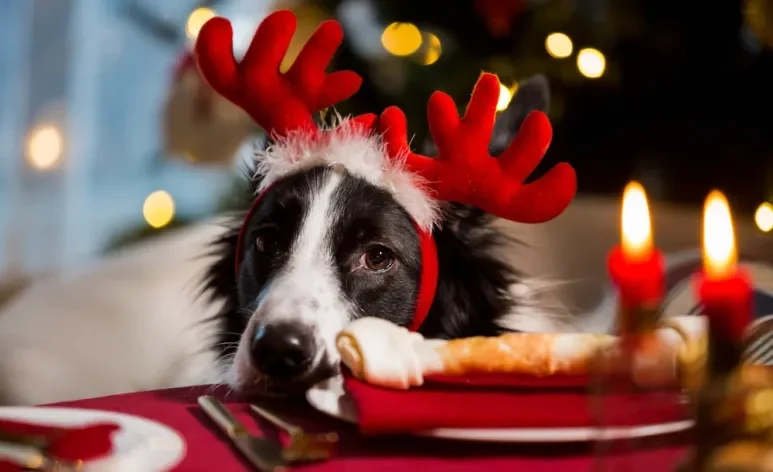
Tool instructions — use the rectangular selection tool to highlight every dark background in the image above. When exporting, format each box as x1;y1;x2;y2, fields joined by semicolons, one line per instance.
101;0;773;251
319;0;773;215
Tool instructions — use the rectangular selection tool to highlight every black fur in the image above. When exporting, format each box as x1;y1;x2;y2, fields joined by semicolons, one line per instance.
200;74;551;371
328;174;422;328
235;169;326;308
201;188;518;362
419;203;519;339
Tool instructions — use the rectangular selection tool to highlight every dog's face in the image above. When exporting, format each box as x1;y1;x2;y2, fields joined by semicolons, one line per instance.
218;73;554;394
228;165;421;393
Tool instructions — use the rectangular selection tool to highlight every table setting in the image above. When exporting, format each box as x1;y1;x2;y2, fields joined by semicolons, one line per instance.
1;181;771;471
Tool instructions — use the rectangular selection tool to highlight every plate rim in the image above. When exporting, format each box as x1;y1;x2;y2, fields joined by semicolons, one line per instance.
0;406;186;469
305;377;694;443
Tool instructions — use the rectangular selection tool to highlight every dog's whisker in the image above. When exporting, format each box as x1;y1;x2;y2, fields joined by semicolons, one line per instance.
213;341;240;349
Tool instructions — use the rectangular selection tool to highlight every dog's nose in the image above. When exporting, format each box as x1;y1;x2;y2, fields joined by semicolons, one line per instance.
250;323;317;379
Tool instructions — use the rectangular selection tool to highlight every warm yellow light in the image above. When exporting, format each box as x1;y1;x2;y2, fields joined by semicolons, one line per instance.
186;7;216;40
496;82;516;112
621;181;653;262
545;32;573;59
755;202;773;232
381;22;422;57
279;4;327;73
577;48;606;78
702;190;737;280
143;190;176;229
26;124;64;170
420;32;442;65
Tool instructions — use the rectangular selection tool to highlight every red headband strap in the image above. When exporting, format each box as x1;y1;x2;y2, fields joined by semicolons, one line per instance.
409;228;438;331
233;184;273;277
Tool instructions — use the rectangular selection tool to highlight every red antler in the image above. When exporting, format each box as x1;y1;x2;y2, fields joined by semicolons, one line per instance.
378;73;577;223
194;10;363;137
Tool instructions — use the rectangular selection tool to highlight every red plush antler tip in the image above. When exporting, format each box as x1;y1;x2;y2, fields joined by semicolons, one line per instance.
194;10;363;138
195;17;239;98
379;72;577;223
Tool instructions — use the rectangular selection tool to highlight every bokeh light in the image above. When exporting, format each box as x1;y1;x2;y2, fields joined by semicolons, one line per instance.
186;7;216;40
381;22;422;56
755;202;773;232
26;124;64;171
577;48;606;78
545;33;573;59
496;82;516;112
420;32;442;65
143;191;176;229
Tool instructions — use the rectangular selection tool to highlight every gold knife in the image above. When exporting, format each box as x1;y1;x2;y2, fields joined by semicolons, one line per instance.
0;429;49;449
197;396;287;472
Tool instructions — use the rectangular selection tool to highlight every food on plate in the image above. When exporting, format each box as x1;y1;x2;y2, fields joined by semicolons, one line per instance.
435;331;615;377
336;316;707;390
336;318;435;389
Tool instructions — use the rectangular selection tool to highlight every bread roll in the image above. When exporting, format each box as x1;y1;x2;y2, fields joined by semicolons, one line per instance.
336;316;707;390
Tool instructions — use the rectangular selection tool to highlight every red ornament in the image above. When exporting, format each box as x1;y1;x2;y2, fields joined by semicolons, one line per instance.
163;50;252;166
474;0;526;37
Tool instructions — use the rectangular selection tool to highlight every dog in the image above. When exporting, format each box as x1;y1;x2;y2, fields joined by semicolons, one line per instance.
199;73;574;396
0;76;569;407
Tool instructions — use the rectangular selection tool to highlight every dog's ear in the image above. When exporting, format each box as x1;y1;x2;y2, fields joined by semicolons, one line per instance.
489;74;551;156
421;74;551;156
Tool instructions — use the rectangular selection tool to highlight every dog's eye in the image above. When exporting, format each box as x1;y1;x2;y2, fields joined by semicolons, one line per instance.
254;226;280;254
361;246;395;272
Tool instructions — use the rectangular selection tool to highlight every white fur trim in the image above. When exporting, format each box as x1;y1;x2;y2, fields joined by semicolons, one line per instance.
253;116;441;231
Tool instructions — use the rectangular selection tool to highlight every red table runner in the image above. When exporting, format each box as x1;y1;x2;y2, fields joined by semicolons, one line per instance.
51;386;688;471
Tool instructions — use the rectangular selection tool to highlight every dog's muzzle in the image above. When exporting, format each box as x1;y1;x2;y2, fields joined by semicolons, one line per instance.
250;321;319;380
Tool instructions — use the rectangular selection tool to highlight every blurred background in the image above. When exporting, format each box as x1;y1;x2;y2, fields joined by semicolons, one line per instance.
2;0;773;280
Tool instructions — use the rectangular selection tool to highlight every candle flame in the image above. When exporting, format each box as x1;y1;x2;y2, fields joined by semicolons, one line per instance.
702;190;737;279
621;181;653;262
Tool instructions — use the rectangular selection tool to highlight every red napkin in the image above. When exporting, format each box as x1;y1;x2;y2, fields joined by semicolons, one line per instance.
425;373;590;388
0;418;119;471
343;372;689;434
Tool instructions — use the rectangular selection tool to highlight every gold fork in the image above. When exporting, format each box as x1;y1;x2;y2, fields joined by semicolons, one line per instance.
249;404;338;463
0;440;81;471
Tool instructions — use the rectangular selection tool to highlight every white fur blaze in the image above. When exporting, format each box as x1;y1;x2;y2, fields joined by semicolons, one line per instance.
228;172;354;388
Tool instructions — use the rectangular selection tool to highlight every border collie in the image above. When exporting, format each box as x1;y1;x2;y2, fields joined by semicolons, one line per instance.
0;13;575;406
199;74;568;395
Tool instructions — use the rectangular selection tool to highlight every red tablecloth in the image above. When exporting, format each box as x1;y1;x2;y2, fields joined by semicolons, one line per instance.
51;386;689;471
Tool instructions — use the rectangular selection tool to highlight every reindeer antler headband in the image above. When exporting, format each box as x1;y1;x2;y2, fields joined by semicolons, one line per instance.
195;10;577;331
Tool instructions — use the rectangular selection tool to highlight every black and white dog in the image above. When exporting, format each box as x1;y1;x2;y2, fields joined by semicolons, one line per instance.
200;74;566;395
0;11;575;405
0;75;573;406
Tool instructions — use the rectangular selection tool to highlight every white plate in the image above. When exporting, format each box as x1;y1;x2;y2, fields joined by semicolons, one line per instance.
306;377;694;443
0;407;185;471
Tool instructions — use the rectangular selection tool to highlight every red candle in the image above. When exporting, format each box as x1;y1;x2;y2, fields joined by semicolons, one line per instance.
608;182;665;314
696;191;752;344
